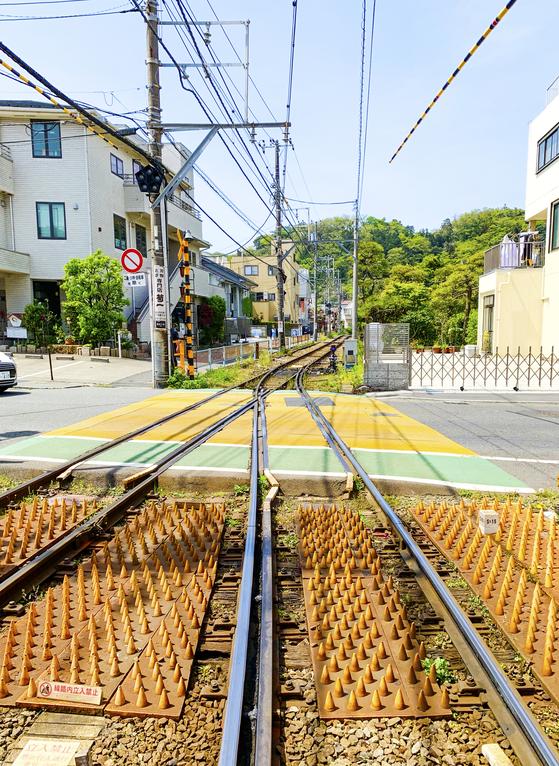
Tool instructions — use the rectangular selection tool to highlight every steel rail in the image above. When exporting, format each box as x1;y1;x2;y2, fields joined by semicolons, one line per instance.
0;340;323;507
218;341;341;766
296;377;559;766
0;342;334;606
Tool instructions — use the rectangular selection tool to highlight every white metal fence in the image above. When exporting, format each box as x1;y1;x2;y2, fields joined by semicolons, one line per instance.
194;335;311;371
410;348;559;390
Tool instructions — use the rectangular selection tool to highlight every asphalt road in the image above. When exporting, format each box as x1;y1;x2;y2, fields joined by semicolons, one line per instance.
0;386;155;446
384;391;559;491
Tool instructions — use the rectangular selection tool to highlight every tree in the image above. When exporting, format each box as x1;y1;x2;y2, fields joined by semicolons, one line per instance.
208;295;226;342
22;300;59;345
61;251;128;345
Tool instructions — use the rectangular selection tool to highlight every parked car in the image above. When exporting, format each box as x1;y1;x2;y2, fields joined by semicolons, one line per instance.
0;351;17;393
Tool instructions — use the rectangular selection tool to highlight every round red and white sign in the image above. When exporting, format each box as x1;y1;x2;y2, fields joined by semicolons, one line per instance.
121;248;144;273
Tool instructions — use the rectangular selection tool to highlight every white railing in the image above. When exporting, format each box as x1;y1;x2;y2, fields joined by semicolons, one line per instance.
194;334;311;371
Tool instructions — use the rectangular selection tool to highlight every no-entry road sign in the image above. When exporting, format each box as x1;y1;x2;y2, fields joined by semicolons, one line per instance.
121;248;144;273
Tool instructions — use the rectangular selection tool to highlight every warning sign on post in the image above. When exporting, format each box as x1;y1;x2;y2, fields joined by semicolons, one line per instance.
121;248;144;273
152;264;167;330
123;273;147;288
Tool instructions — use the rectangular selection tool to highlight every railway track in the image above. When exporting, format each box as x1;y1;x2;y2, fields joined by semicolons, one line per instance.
0;339;339;609
2;338;559;766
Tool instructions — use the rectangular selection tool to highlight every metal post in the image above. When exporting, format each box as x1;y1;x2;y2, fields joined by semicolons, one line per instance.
351;204;358;339
273;141;286;350
145;0;169;387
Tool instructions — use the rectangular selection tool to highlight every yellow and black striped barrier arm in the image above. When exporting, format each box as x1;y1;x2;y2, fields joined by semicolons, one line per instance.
177;230;195;380
389;0;518;163
0;57;129;155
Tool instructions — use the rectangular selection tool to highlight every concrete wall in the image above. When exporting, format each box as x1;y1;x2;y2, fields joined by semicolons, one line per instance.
478;268;544;352
364;361;409;391
541;252;559;351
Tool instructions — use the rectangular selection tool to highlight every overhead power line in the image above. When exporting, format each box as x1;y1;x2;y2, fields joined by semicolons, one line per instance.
0;41;163;168
281;0;298;192
0;4;135;19
359;0;377;204
389;0;519;163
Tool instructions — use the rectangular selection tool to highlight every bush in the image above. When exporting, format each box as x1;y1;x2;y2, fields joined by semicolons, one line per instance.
22;300;60;344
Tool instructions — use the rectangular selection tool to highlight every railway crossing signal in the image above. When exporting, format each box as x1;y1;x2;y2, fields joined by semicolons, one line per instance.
134;164;165;194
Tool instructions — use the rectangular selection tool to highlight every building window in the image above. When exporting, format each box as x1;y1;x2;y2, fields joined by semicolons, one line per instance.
254;292;264;301
135;224;147;255
267;292;276;301
209;274;220;287
36;202;66;239
244;265;258;276
110;154;124;178
31;121;61;158
537;125;559;171
132;159;142;182
551;201;559;251
114;214;127;250
267;265;277;276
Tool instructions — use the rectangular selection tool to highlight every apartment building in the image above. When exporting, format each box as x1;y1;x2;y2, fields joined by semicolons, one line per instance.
226;243;307;330
0;100;205;343
477;79;559;353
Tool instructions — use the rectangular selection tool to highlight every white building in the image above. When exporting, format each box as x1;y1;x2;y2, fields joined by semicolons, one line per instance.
0;100;206;344
477;79;559;353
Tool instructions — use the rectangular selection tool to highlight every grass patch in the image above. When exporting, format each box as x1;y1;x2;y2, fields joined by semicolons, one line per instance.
0;475;17;492
305;342;363;393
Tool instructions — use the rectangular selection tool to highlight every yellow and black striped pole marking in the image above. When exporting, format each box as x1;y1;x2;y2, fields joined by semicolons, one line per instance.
389;0;518;163
177;230;195;380
0;57;128;155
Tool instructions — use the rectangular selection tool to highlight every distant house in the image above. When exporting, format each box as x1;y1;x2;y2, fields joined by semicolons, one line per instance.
478;79;559;353
226;242;308;331
200;256;255;342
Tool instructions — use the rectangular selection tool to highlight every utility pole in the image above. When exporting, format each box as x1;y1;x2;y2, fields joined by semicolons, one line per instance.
351;204;359;340
145;0;169;387
312;222;318;341
273;140;286;350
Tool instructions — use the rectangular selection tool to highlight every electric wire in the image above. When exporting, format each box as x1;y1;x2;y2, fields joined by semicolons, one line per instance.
355;0;367;219
359;0;377;204
281;0;298;193
0;4;134;18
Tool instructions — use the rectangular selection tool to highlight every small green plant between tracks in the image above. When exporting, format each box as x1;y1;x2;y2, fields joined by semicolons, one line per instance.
422;657;456;685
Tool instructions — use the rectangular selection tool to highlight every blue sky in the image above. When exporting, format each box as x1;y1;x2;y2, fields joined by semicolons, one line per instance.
0;0;556;249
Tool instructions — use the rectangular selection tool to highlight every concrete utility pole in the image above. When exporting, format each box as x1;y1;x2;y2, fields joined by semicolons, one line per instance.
145;0;169;387
312;222;318;341
351;204;359;340
273;140;286;350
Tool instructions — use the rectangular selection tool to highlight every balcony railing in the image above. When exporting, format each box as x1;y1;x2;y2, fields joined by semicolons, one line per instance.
484;239;546;274
547;75;559;105
0;144;12;161
122;175;201;221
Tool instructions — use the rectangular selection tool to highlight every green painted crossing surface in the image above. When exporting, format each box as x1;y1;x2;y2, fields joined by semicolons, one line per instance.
0;435;532;491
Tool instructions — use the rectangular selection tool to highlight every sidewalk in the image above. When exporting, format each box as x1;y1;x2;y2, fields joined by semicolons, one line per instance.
10;354;152;388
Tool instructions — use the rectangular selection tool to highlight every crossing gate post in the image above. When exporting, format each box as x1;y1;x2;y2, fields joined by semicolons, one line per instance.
177;230;195;380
